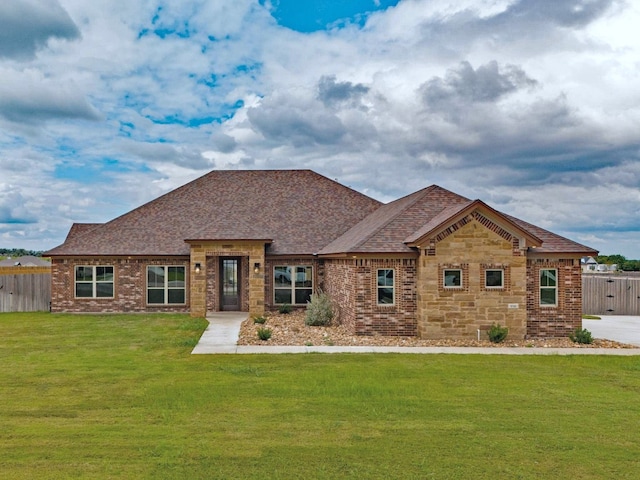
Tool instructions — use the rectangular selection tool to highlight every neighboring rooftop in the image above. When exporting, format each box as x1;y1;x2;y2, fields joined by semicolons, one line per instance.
0;255;51;267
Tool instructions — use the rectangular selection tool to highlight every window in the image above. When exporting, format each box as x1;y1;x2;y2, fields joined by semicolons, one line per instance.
540;269;557;306
75;266;114;298
274;266;312;305
444;269;462;288
147;266;186;304
485;269;504;288
377;269;394;305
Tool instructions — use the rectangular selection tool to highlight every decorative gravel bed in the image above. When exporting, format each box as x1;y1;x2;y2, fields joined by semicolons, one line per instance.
238;310;635;348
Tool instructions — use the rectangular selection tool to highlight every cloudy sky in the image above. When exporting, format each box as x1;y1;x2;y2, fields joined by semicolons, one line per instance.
1;0;639;257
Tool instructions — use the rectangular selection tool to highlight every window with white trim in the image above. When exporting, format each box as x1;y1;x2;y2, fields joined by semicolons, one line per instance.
274;266;312;305
377;269;394;305
147;266;186;304
485;269;504;288
444;269;462;288
540;269;557;306
75;266;114;298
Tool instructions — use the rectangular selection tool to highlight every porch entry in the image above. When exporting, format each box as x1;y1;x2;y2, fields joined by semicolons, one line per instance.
220;257;241;311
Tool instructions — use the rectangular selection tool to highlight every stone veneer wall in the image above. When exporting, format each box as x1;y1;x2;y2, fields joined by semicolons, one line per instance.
417;218;528;340
189;241;266;318
50;257;190;313
526;257;583;337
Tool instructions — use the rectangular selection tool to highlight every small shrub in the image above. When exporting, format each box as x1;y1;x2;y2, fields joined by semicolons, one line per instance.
252;315;267;324
305;291;334;326
278;303;292;314
569;328;593;344
257;327;272;341
488;323;508;343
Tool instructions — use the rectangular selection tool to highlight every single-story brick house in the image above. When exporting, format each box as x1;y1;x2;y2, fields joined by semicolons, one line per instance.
45;169;597;339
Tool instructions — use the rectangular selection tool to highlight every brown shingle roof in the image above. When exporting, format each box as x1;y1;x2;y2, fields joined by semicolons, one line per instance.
320;185;596;256
45;171;597;258
405;199;543;248
506;215;598;255
319;185;470;255
45;170;382;256
64;223;102;242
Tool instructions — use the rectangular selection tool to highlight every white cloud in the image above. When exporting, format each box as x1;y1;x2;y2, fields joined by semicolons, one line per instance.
0;0;637;258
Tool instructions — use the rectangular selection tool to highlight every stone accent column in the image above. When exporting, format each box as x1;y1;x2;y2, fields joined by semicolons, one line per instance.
189;241;266;318
189;246;207;318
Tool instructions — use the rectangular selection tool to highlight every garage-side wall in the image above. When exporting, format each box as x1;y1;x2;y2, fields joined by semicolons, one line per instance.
353;258;417;336
324;258;417;336
526;257;582;337
50;257;190;313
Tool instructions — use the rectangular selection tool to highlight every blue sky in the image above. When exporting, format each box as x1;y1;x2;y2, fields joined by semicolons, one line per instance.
0;0;639;258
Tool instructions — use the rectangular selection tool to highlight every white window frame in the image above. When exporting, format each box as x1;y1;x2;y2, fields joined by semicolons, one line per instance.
147;265;186;305
74;265;114;298
540;268;557;307
443;269;463;288
273;265;313;305
485;269;504;289
377;268;395;305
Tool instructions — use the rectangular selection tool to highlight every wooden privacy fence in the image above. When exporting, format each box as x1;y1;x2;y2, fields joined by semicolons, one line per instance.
0;267;51;312
583;275;640;315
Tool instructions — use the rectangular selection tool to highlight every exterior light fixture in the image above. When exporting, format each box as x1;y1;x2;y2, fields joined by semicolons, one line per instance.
254;262;260;274
194;262;201;273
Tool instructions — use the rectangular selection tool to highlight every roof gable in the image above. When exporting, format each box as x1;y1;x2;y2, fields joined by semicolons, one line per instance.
319;185;471;255
320;185;594;256
405;200;543;249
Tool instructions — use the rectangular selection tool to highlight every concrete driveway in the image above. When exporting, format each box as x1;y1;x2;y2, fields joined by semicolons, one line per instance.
583;315;640;347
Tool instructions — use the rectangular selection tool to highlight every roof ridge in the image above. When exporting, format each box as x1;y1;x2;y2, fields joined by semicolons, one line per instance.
348;185;453;251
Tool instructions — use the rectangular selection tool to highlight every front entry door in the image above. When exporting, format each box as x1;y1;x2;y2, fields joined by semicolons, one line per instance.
221;258;240;311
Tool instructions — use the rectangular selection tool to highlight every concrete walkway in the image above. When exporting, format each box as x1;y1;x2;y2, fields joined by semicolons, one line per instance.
191;312;248;354
583;315;640;347
192;313;640;355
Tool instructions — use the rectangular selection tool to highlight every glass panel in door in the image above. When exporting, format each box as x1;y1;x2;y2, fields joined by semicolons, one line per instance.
221;258;240;310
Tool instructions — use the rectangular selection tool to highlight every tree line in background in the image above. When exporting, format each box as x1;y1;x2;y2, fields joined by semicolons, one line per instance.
0;248;44;258
596;254;640;271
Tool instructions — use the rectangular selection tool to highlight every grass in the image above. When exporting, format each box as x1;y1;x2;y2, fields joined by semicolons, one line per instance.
582;314;602;320
1;313;640;479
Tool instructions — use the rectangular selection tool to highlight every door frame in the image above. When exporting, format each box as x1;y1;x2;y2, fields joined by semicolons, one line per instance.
220;257;241;311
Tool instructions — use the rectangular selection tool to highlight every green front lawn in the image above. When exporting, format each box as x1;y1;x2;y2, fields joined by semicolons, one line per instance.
1;312;639;479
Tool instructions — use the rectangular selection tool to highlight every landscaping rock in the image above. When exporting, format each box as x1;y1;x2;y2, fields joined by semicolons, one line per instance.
238;311;634;348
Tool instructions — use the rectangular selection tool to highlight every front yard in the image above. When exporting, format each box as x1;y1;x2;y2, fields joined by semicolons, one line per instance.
1;312;639;479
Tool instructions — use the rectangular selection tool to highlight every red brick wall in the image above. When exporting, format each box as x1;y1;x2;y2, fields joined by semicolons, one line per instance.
323;259;357;331
324;258;417;336
50;257;190;313
526;257;583;337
